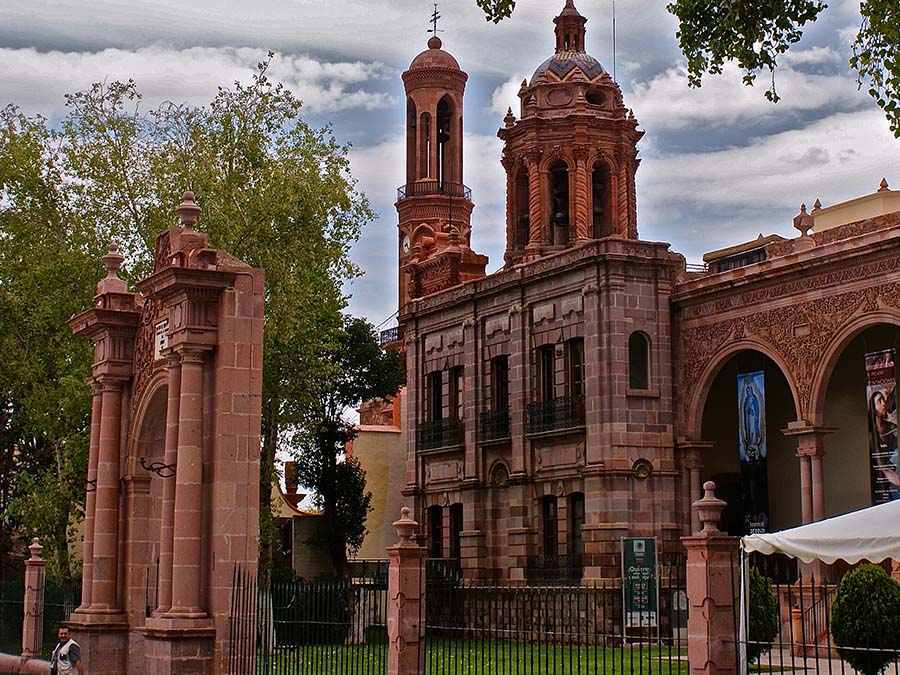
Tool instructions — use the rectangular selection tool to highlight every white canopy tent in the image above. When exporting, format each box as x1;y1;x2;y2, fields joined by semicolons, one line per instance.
737;500;900;675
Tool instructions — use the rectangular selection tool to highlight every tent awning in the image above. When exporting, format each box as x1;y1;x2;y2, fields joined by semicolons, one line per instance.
742;500;900;564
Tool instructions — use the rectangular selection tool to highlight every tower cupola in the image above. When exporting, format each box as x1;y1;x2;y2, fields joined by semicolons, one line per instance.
554;0;587;52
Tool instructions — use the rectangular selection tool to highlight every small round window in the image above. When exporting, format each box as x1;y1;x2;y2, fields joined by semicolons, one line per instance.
586;89;605;106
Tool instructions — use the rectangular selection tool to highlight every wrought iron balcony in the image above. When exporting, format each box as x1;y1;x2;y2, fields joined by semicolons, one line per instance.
397;180;472;201
379;326;402;346
417;417;464;451
479;409;510;442
526;396;585;434
526;554;583;585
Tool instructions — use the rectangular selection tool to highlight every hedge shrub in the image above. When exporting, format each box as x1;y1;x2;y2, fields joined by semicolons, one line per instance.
748;566;780;664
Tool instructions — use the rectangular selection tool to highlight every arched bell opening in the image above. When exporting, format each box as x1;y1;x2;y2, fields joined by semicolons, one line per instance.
406;98;418;184
591;161;613;238
820;323;900;516
547;160;570;246
513;165;530;250
436;96;461;188
698;350;799;536
419;112;432;179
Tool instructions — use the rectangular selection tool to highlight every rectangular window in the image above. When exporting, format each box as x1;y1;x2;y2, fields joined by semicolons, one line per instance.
569;493;585;556
491;356;509;411
427;371;443;421
428;505;443;558
449;366;464;420
537;345;555;402
542;496;558;557
568;338;585;399
449;503;463;560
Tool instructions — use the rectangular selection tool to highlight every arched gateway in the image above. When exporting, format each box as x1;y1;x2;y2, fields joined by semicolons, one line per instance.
66;192;264;675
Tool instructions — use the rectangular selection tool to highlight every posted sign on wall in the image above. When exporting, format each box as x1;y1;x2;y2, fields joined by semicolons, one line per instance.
622;537;658;628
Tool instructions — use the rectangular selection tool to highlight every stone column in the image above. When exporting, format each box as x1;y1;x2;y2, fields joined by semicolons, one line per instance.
784;424;834;524
387;508;426;675
525;154;543;253
682;482;738;675
156;351;181;614
21;539;45;659
168;346;208;617
507;301;527;475
79;381;102;612
573;148;590;241
677;440;713;534
462;316;478;479
91;376;125;612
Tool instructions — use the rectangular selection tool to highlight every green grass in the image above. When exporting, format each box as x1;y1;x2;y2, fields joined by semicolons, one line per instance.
254;638;688;675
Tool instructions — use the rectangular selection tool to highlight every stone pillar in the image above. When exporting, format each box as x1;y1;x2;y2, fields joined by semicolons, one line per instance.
573;149;590;241
156;352;181;614
387;508;426;675
168;346;208;618
79;381;102;611
682;482;738;675
525;153;543;253
92;376;125;612
21;539;45;659
783;424;834;524
462;316;478;479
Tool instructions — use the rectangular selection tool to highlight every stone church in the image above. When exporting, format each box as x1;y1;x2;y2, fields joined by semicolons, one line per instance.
386;0;900;581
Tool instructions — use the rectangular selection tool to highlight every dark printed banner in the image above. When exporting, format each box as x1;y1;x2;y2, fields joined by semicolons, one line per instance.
622;537;657;628
738;371;769;534
865;349;900;504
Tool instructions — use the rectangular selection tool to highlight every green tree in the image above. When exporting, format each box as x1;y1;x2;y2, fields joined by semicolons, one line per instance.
476;1;900;137
294;316;404;576
831;563;900;675
0;54;371;579
747;567;779;664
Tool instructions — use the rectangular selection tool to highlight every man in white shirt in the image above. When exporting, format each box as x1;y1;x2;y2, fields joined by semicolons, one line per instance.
50;626;84;675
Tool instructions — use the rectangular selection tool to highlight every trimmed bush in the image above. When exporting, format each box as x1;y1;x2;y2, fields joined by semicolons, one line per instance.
831;563;900;675
747;566;780;664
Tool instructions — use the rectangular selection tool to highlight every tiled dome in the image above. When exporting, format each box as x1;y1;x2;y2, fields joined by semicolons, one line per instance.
409;36;461;71
531;51;607;84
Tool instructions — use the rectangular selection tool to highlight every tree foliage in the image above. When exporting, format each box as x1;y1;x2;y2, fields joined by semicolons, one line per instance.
747;567;779;664
293;316;404;575
0;54;371;579
831;563;900;675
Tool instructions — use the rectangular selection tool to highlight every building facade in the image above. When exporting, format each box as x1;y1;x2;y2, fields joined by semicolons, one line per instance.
395;1;900;582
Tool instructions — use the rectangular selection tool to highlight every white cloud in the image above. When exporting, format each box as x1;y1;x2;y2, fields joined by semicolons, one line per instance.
0;46;396;120
490;74;526;116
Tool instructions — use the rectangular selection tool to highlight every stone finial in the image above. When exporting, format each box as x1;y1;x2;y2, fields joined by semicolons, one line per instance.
28;538;43;561
98;242;128;294
428;36;443;50
393;507;418;546
504;107;516;128
879;177;891;192
793;203;815;238
812;198;822;212
176;190;202;231
519;79;528;91
693;481;726;534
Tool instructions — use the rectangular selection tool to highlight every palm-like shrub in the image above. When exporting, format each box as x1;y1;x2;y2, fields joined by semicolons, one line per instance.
831;563;900;675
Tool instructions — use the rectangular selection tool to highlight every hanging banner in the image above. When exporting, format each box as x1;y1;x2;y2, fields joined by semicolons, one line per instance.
865;349;900;504
622;537;658;628
738;371;769;534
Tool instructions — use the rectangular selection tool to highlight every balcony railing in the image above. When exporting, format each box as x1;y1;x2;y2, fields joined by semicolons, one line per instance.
417;417;464;451
479;409;510;442
526;554;583;585
379;326;402;346
397;180;472;201
526;396;585;434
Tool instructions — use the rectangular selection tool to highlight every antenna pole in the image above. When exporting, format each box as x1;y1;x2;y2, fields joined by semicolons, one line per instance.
612;0;617;81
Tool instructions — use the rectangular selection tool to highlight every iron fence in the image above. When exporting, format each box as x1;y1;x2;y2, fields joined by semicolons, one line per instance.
0;575;24;654
526;554;583;585
228;566;387;675
418;418;464;450
479;410;510;442
397;181;472;201
526;397;585;434
423;554;687;675
734;552;900;675
0;574;78;658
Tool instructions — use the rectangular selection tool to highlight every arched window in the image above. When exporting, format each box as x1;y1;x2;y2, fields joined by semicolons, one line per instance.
406;99;417;183
419;112;432;179
514;165;529;249
548;160;570;245
437;97;452;187
629;332;650;390
592;161;612;238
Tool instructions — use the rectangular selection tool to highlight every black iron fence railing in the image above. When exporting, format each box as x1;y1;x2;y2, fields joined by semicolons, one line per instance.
378;326;401;346
479;409;510;442
526;396;585;434
0;574;79;659
228;566;387;675
397;180;472;201
417;418;464;450
525;554;584;585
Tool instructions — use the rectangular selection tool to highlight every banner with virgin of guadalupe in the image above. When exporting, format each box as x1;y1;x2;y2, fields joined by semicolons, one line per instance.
738;371;769;534
865;349;899;504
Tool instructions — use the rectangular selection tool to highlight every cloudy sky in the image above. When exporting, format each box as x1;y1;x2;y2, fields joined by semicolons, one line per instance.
2;0;898;327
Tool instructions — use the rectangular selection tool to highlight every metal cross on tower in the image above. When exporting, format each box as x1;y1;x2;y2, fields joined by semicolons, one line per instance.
429;4;443;37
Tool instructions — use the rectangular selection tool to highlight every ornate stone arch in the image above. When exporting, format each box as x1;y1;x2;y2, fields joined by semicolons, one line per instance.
684;337;802;440
129;371;168;472
808;310;900;425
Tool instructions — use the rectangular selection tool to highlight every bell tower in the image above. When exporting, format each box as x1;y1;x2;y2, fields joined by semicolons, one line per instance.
397;35;487;311
498;0;643;266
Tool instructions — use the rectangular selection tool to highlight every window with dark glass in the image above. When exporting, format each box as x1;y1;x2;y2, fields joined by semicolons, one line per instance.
569;492;585;556
449;366;464;420
628;332;650;390
537;345;555;402
449;503;463;560
427;371;443;421
541;495;558;556
568;338;585;399
491;356;510;411
428;505;443;558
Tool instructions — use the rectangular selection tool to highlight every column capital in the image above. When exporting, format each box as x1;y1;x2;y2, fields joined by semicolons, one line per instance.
782;422;835;457
95;375;127;392
173;343;212;363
